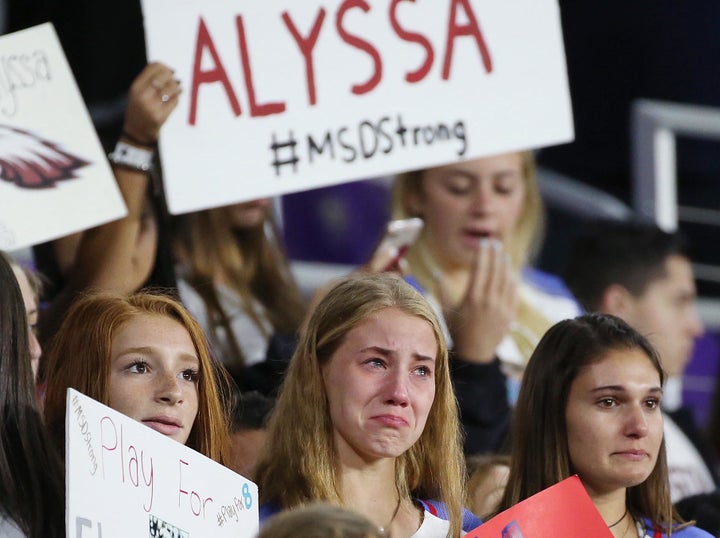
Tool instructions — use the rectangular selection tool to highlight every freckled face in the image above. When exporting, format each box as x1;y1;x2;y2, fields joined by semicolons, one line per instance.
412;153;526;271
322;307;438;463
565;348;664;497
108;315;200;445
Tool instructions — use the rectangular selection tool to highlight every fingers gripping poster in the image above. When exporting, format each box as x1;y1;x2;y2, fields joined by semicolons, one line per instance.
66;389;259;537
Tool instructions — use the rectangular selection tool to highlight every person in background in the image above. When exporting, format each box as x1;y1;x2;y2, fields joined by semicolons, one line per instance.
121;62;306;392
43;291;232;464
389;152;580;453
228;391;274;480
0;252;64;537
257;502;384;538
34;61;178;346
498;313;711;537
255;273;480;537
172;198;306;394
703;390;720;538
565;220;716;509
2;252;43;380
709;372;720;472
40;62;306;395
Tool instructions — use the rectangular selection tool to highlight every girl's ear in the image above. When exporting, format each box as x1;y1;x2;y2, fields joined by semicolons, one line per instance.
600;284;634;318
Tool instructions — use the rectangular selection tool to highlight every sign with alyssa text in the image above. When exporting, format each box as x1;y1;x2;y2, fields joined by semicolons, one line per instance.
66;389;259;537
140;0;573;214
465;476;612;537
0;23;126;251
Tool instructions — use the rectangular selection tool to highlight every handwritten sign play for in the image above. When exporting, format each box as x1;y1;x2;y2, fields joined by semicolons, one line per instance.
140;0;573;214
0;23;126;251
66;389;259;537
466;476;612;537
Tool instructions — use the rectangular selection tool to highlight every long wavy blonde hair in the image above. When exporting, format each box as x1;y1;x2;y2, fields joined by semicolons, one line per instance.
255;273;466;537
392;151;552;362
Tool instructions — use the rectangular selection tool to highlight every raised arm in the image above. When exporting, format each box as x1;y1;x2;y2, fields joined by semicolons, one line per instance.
40;63;180;342
69;62;180;291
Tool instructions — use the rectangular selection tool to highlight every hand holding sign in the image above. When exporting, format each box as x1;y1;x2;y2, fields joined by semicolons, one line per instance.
123;62;181;145
465;476;612;538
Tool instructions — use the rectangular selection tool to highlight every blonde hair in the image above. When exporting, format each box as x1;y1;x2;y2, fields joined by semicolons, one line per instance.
43;290;231;464
392;151;552;363
258;503;384;538
255;273;465;537
173;206;306;366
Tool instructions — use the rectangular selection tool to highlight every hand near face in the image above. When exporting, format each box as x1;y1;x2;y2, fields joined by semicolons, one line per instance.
442;239;517;363
123;62;182;145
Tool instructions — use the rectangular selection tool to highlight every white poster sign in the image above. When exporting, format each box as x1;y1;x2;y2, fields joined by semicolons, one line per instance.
66;389;259;537
0;23;126;251
141;0;573;214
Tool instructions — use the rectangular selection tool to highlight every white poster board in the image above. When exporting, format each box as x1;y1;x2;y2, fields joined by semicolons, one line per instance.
140;0;573;214
66;389;259;537
0;23;126;251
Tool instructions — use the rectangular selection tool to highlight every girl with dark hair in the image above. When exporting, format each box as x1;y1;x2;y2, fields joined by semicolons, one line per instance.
498;313;710;537
0;252;64;537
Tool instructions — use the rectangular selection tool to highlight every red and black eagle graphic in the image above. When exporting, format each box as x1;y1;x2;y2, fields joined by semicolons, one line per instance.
0;125;90;188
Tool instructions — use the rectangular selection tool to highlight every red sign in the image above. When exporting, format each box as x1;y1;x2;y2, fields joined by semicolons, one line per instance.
466;476;612;538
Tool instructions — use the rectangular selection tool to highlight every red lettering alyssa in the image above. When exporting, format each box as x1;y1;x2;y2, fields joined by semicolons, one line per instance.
188;17;241;126
282;8;326;106
442;0;493;80
389;0;434;84
236;16;286;117
336;0;382;95
188;16;285;125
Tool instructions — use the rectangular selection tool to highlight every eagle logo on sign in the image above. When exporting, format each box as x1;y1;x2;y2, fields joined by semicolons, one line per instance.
0;125;90;188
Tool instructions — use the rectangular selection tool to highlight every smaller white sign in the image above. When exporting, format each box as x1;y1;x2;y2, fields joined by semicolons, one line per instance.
0;23;126;251
66;389;259;537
